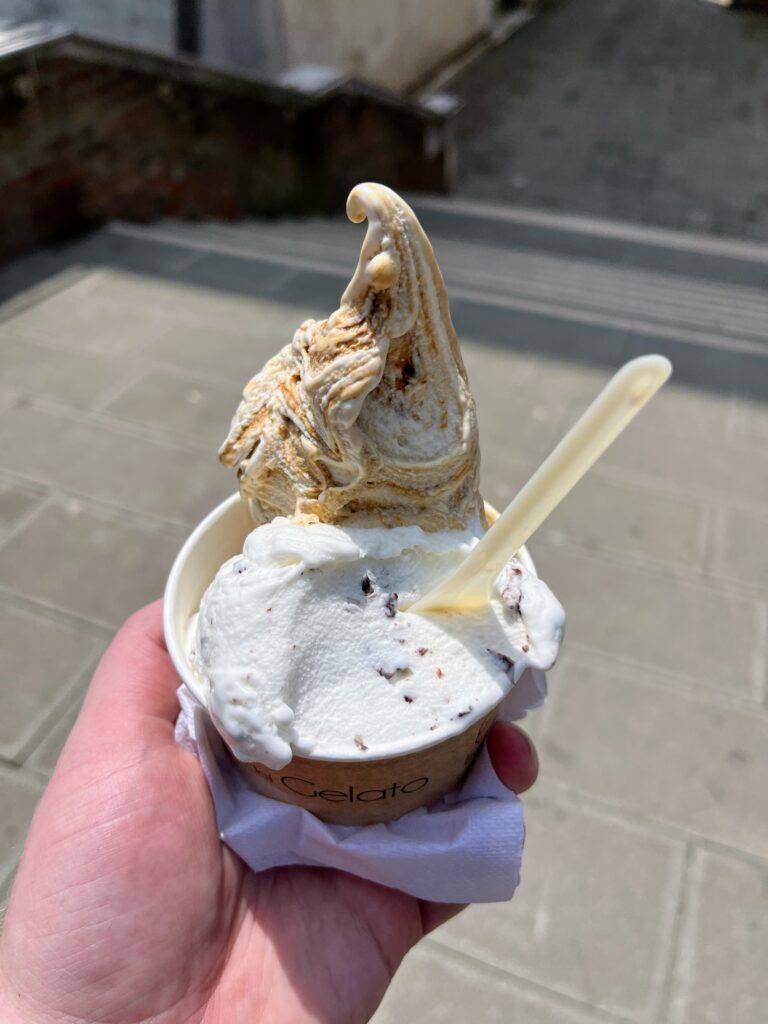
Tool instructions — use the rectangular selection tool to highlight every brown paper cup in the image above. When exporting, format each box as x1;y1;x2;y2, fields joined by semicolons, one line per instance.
231;704;499;825
164;494;532;825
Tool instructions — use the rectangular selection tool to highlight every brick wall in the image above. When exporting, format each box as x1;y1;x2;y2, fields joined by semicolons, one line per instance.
0;37;450;263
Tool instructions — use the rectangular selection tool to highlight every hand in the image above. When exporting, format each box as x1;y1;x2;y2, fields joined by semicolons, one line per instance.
0;602;538;1024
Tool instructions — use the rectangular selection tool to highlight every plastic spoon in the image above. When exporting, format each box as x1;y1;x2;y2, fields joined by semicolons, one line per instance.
406;354;672;614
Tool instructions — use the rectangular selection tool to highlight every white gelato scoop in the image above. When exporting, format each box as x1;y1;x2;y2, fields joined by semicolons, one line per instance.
191;517;565;770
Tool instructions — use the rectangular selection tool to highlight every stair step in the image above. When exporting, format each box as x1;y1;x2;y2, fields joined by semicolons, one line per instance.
407;195;768;293
111;217;768;357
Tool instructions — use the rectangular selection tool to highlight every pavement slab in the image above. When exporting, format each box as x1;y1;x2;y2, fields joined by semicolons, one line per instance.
434;788;684;1020
0;501;186;629
666;848;768;1024
372;941;605;1024
26;700;85;779
531;543;766;699
0;476;45;540
0;272;179;357
731;398;768;448
0;404;231;525
600;408;768;508
537;654;768;858
0;331;131;410
100;369;242;450
450;0;768;241
713;505;768;594
0;602;101;764
0;767;44;888
540;473;709;573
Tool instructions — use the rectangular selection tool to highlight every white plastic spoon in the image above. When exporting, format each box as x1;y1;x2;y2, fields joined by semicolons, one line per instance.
406;354;672;614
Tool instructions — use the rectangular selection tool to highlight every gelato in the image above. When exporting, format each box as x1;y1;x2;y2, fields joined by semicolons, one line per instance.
218;182;483;532
190;517;563;770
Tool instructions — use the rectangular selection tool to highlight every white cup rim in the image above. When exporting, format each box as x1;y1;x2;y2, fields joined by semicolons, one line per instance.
163;493;242;705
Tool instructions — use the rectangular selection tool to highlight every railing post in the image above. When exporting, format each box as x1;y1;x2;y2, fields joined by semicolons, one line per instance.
176;0;200;57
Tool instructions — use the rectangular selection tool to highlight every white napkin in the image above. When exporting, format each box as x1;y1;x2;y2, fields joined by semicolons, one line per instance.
174;670;546;904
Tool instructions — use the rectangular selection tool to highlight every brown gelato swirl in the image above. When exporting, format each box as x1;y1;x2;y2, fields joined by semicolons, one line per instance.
219;182;484;531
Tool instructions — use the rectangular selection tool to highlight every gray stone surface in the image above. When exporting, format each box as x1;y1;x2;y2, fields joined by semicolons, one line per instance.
463;343;567;464
732;398;768;447
541;473;708;572
148;322;272;385
0;477;44;539
531;543;765;698
537;655;768;858
548;374;734;449
450;0;768;241
601;409;768;507
0;207;766;1021
176;253;293;298
147;308;306;386
373;942;601;1024
101;370;242;450
1;271;177;356
0;603;100;764
0;501;185;628
714;506;768;593
0;766;43;882
0;869;13;914
0;331;128;410
667;849;768;1024
434;789;683;1020
0;405;231;525
27;699;85;778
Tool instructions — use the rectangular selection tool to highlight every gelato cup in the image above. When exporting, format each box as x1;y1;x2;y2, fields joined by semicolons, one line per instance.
163;184;564;826
164;493;541;826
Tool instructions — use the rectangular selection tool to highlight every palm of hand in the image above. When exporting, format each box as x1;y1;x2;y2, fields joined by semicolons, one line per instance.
0;604;536;1024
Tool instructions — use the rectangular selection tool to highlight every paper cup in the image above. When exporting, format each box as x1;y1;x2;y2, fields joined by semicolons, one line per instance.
164;494;536;825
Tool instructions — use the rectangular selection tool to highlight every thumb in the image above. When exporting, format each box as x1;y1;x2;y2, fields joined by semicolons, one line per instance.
486;720;539;794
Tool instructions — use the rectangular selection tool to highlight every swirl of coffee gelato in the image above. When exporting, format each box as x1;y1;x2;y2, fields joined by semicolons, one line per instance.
218;183;484;531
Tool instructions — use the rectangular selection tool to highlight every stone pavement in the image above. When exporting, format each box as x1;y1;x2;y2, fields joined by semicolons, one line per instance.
450;0;768;241
0;204;766;1023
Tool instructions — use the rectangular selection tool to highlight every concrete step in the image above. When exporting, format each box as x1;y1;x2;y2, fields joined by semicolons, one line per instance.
172;193;768;291
111;205;768;360
408;195;768;290
11;201;766;401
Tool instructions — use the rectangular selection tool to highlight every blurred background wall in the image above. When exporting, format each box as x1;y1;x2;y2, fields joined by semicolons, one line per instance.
0;0;475;263
0;0;501;90
278;0;495;92
0;0;176;53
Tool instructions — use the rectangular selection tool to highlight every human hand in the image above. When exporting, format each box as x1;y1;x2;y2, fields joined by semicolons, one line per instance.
0;601;538;1024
